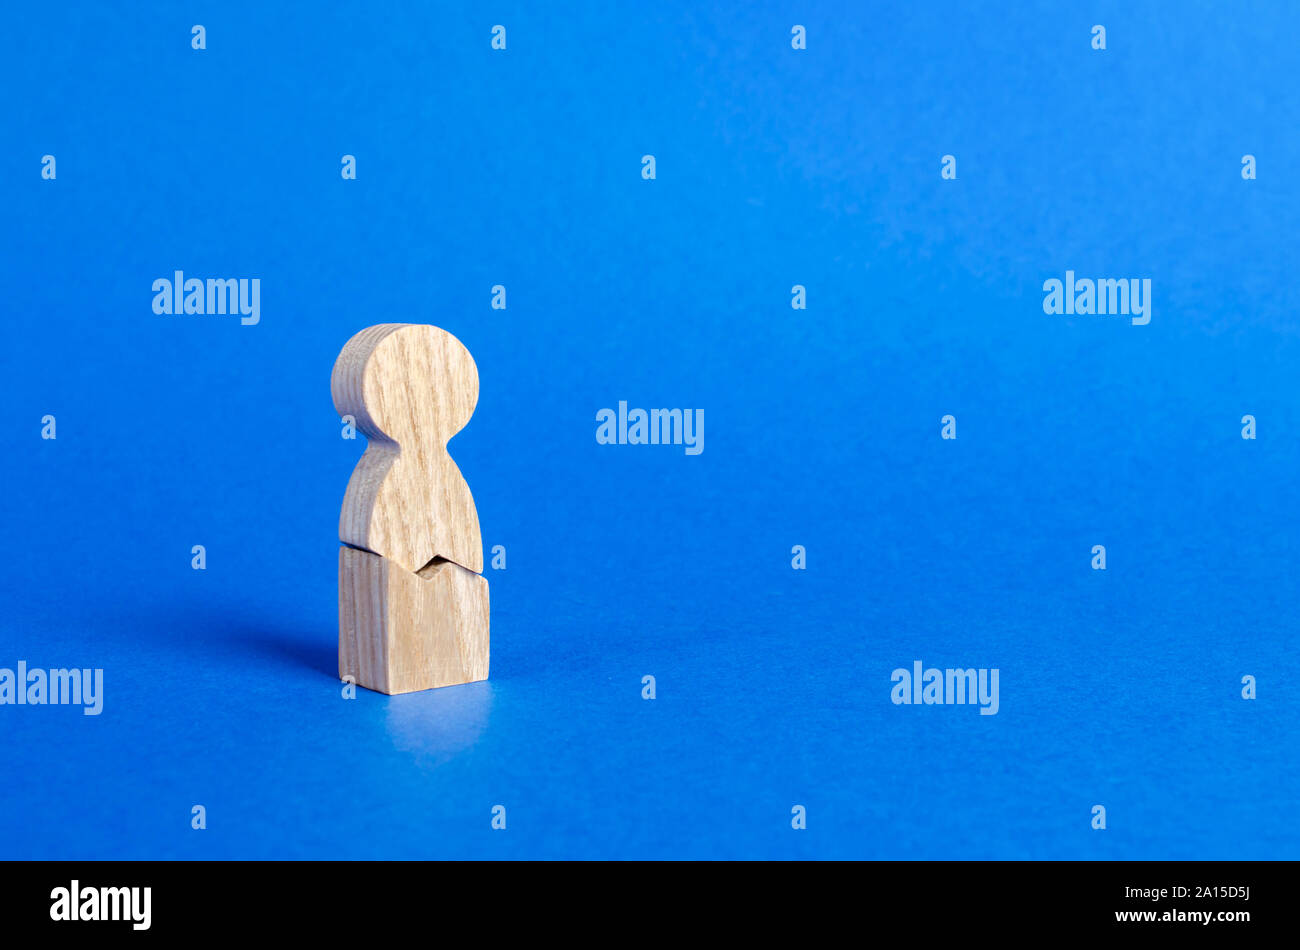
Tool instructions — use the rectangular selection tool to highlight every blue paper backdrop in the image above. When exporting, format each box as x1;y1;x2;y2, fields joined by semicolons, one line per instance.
2;1;1297;858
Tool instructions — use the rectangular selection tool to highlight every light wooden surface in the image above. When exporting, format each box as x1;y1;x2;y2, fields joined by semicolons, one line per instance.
331;323;483;575
333;323;489;695
339;546;489;694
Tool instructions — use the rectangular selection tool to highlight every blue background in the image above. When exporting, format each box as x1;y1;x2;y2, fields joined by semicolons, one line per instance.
2;1;1297;859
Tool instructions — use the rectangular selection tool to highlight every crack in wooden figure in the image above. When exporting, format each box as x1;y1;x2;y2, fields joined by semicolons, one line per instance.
332;324;489;694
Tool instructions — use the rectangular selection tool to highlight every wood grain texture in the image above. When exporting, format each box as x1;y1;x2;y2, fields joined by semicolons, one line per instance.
334;323;489;695
331;323;483;575
338;546;489;694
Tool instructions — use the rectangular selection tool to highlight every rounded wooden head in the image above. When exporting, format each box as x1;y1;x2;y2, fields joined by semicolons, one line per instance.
332;324;484;574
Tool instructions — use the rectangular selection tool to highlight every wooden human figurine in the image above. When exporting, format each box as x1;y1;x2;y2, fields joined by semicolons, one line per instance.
332;324;489;694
